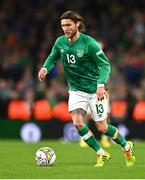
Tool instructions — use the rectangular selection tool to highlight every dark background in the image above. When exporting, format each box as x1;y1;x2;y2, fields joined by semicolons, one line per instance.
0;0;145;140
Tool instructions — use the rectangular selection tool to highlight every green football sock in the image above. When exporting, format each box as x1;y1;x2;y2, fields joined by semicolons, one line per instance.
106;124;127;148
78;125;101;152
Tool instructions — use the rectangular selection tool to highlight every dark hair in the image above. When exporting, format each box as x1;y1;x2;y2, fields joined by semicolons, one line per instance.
60;10;85;32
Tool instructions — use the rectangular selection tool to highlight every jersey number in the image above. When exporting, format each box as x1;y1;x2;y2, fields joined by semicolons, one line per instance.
96;104;104;114
66;54;76;64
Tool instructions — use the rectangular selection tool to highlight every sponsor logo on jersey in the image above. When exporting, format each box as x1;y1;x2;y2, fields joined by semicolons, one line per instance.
76;49;84;57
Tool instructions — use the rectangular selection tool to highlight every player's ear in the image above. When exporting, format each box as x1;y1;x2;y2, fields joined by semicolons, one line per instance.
76;21;80;28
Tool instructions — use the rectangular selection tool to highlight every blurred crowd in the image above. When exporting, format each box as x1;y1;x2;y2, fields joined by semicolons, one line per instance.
0;0;145;118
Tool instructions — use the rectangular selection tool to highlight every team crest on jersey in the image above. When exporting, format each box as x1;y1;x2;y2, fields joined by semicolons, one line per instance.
76;49;84;57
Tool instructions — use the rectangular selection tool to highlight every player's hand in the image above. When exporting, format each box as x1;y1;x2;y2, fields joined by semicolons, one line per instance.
38;68;48;81
96;87;108;101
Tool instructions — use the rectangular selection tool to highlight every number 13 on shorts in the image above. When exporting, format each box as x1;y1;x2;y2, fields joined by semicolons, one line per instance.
90;96;109;121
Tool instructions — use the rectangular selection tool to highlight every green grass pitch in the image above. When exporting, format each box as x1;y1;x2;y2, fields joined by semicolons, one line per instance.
0;140;145;179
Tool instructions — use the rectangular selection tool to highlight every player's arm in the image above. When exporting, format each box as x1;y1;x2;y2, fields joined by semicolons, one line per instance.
38;39;61;81
89;41;111;100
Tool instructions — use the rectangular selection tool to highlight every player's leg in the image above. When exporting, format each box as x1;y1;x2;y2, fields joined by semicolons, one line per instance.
81;110;111;148
70;108;110;167
105;123;135;167
91;95;135;167
96;120;135;167
70;108;102;152
81;117;111;148
68;91;110;167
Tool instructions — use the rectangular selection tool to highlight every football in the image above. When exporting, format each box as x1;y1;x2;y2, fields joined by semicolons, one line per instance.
35;147;56;166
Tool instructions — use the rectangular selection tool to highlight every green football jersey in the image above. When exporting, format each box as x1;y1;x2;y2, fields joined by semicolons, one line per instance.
43;33;111;93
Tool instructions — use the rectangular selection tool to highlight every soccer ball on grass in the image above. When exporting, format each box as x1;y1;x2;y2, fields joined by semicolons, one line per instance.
35;147;56;166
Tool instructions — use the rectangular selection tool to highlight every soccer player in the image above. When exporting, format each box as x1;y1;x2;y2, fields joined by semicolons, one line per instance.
38;10;135;167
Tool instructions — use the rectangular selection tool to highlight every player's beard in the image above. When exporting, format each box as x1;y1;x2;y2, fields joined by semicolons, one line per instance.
66;29;77;40
69;29;77;39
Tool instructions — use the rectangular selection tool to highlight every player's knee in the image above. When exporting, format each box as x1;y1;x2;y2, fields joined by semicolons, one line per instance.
71;114;84;129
